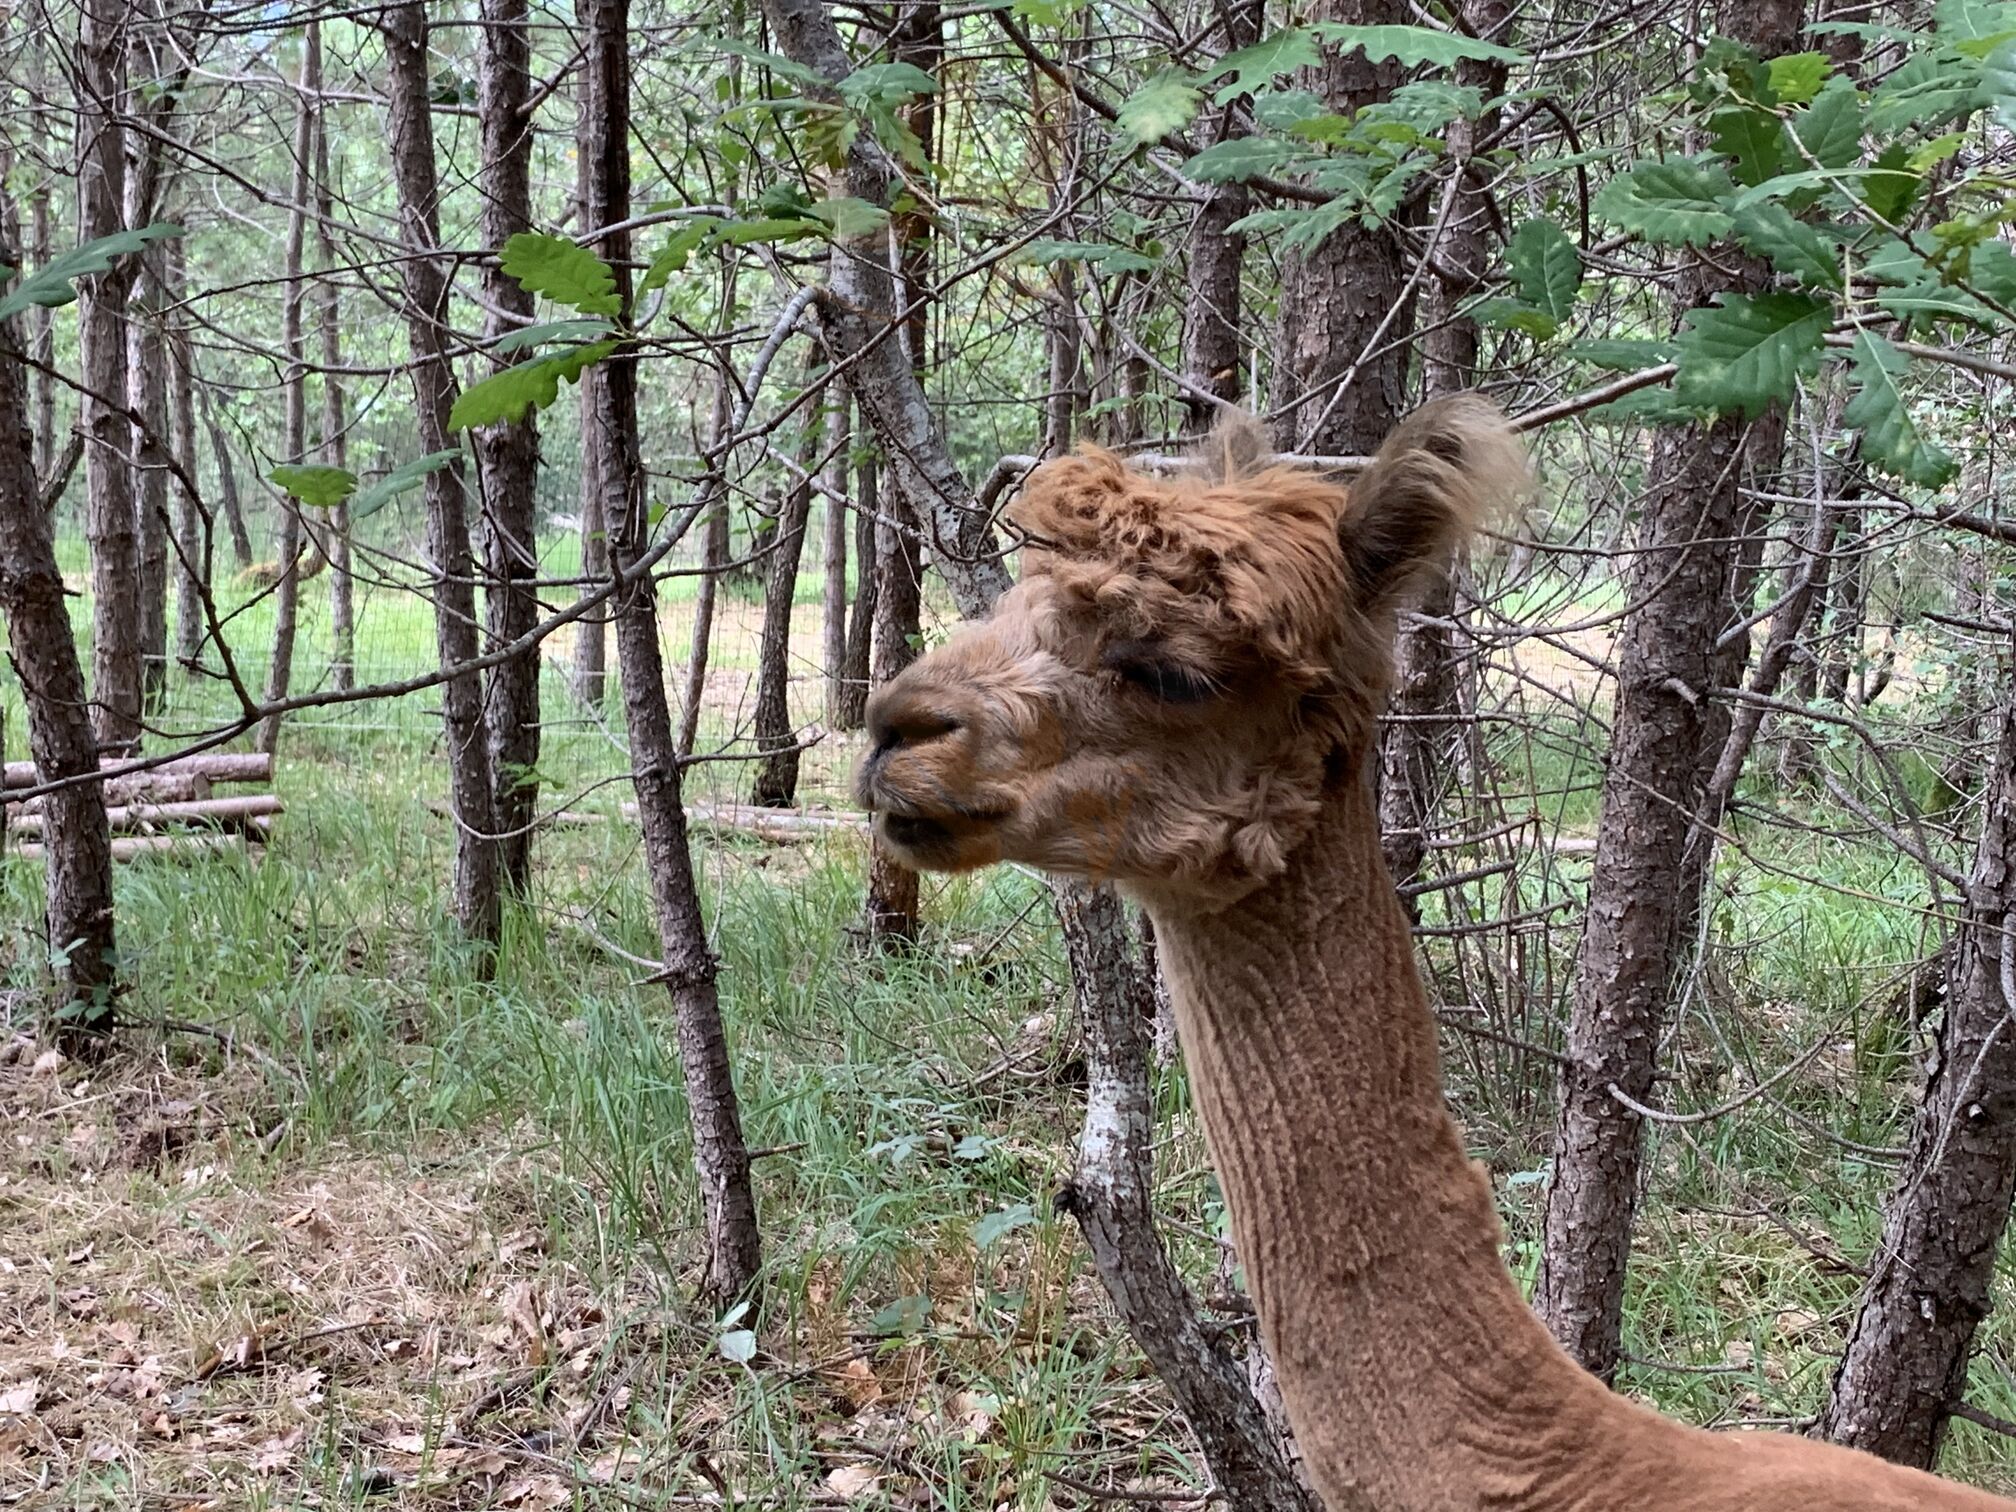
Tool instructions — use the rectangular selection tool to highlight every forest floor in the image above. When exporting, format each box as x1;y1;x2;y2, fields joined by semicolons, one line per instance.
4;578;2015;1506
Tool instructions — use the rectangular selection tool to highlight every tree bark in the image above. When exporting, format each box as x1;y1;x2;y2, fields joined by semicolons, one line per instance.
834;442;877;730
476;0;544;893
77;0;142;754
381;0;503;952
864;451;924;943
1054;880;1329;1512
1818;649;2016;1467
1376;0;1509;896
165;241;205;675
202;400;255;569
311;32;355;694
1266;0;1410;458
0;310;118;1044
750;370;822;807
580;0;761;1304
127;252;171;707
821;383;851;729
254;33;317;756
570;86;608;709
1535;0;1806;1383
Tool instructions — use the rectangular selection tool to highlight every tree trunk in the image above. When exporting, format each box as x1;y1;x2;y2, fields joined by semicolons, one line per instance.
1266;0;1410;457
0;310;118;1045
254;34;317;756
677;366;735;759
580;0;760;1304
832;444;877;731
312;33;355;695
1817;648;2016;1467
821;383;851;729
127;252;171;708
864;474;924;943
570;87;608;709
202;401;255;569
28;168;56;481
1054;880;1331;1512
1375;0;1509;896
165;241;205;676
476;0;544;894
750;371;821;807
77;0;142;754
1179;166;1247;432
382;0;502;952
1535;0;1806;1383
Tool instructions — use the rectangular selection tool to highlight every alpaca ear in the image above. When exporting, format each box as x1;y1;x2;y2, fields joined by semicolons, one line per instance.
1338;394;1527;611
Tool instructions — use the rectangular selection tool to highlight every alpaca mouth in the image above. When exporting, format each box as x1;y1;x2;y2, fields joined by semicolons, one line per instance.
863;791;1012;867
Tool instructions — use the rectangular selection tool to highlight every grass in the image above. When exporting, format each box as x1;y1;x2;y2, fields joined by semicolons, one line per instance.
4;557;2016;1504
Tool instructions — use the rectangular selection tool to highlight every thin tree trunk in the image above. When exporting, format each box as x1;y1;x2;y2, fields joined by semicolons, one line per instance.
1817;647;2016;1467
476;0;543;893
864;474;924;943
28;169;56;481
1535;0;1806;1383
254;35;317;756
1179;165;1246;432
0;310;118;1045
165;242;204;675
677;364;735;759
382;0;502;952
127;252;171;707
750;370;822;807
312;34;355;694
202;401;255;569
1045;264;1081;455
1266;0;1411;457
1053;880;1331;1512
1376;0;1508;896
833;443;877;730
580;0;760;1303
820;383;850;729
77;0;142;754
570;87;608;708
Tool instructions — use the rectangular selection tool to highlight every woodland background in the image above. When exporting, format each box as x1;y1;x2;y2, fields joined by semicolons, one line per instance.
6;0;2016;1505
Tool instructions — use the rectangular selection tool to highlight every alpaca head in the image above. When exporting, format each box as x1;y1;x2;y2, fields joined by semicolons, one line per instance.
856;395;1527;909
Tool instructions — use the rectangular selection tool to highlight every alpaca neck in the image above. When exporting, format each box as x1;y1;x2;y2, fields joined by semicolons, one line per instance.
1146;771;1639;1512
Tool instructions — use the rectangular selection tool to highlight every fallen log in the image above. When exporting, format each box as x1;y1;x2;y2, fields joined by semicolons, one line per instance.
14;819;270;863
618;801;869;842
7;794;283;838
2;751;273;790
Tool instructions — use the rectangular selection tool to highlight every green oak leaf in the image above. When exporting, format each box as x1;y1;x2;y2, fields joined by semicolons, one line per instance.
1304;22;1523;67
1731;201;1844;288
1201;28;1322;103
1181;137;1301;184
1116;71;1203;146
1841;330;1957;487
350;449;462;519
498;232;621;317
1673;292;1830;419
1504;217;1581;325
0;223;184;319
1591;158;1737;246
267;463;357;509
447;341;617;430
1792;76;1865;170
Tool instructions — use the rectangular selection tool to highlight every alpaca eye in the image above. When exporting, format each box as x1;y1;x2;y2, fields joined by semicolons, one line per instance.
1110;658;1218;705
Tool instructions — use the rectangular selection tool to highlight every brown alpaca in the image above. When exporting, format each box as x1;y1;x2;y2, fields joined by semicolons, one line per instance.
857;396;2013;1512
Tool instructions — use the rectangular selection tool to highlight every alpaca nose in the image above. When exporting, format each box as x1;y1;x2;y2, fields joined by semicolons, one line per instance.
865;690;963;758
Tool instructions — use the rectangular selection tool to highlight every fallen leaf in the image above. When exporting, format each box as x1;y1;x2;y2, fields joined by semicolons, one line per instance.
826;1463;881;1500
65;1243;93;1266
502;1282;547;1368
87;1441;122;1463
949;1389;997;1440
0;1382;37;1416
252;1426;303;1473
31;1049;63;1076
384;1433;432;1455
498;1473;570;1507
832;1357;882;1410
